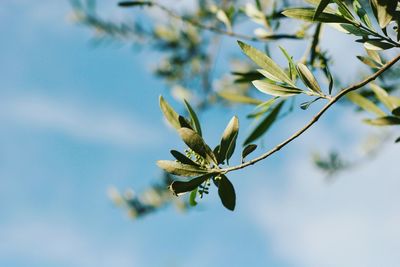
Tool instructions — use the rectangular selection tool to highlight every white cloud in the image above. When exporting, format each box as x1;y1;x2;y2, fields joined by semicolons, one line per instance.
0;219;138;266
247;140;400;267
0;95;161;147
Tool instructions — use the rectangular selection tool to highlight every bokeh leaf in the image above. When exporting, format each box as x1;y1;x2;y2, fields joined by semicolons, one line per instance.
364;116;400;126
244;101;285;145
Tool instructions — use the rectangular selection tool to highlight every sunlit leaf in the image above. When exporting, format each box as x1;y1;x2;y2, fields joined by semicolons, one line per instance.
356;56;381;68
218;91;263;105
243;101;285;145
219;116;239;164
217;175;236;211
282;8;352;24
347;92;386;116
353;0;374;29
252;80;303;97
364;116;400;126
296;63;322;94
237;41;295;86
247;98;277;118
157;160;210;177
159;95;180;129
370;84;397;111
178;127;217;164
184;99;202;136
279;46;297;81
370;0;397;28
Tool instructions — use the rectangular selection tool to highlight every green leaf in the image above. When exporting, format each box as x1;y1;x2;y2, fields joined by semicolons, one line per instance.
237;41;295;86
279;46;297;81
218;91;263;105
252;80;303;97
363;40;395;51
282;8;352;24
169;173;213;196
247;98;277;119
370;0;397;28
183;100;202;136
313;0;332;20
217;175;236;211
370;84;397;111
219;116;239;164
157;160;210;177
364;116;400;126
356;56;381;68
395;136;400;143
392;107;400;117
296;63;323;94
323;65;334;94
170;150;199;166
189;188;198;206
159;95;180;129
353;0;374;29
178;116;193;130
332;0;355;21
347;92;386;116
225;132;238;165
241;144;257;162
243;101;285;145
178;127;217;164
118;1;152;7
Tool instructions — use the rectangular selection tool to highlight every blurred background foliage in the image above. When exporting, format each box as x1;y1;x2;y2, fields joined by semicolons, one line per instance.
69;0;400;218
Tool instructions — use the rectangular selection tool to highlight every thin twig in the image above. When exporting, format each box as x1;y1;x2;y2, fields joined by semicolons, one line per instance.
222;53;400;174
148;2;302;42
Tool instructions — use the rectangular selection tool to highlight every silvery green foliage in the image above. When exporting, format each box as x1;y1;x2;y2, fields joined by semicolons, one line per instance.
73;0;400;216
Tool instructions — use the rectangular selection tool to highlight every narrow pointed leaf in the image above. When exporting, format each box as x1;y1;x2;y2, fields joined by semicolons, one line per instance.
170;150;199;166
313;0;331;20
184;100;202;136
118;1;152;7
244;101;284;145
347;92;386;116
297;63;322;94
219;116;239;164
218;91;263;105
217;175;236;211
178;127;217;164
279;46;297;81
169;173;213;196
370;84;397;110
282;8;352;24
178;115;193;130
252;80;303;97
364;116;400;126
370;0;396;28
157;160;210;177
241;144;257;162
159;95;180;129
363;40;394;51
237;41;295;86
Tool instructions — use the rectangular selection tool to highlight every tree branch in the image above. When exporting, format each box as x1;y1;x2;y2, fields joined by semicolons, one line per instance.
222;53;400;174
146;2;302;42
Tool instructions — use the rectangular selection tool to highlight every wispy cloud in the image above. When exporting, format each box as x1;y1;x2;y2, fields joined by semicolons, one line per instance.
0;219;139;267
247;140;400;267
0;95;161;147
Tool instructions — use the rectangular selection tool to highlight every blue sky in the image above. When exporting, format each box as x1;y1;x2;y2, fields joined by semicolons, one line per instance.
1;1;399;267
